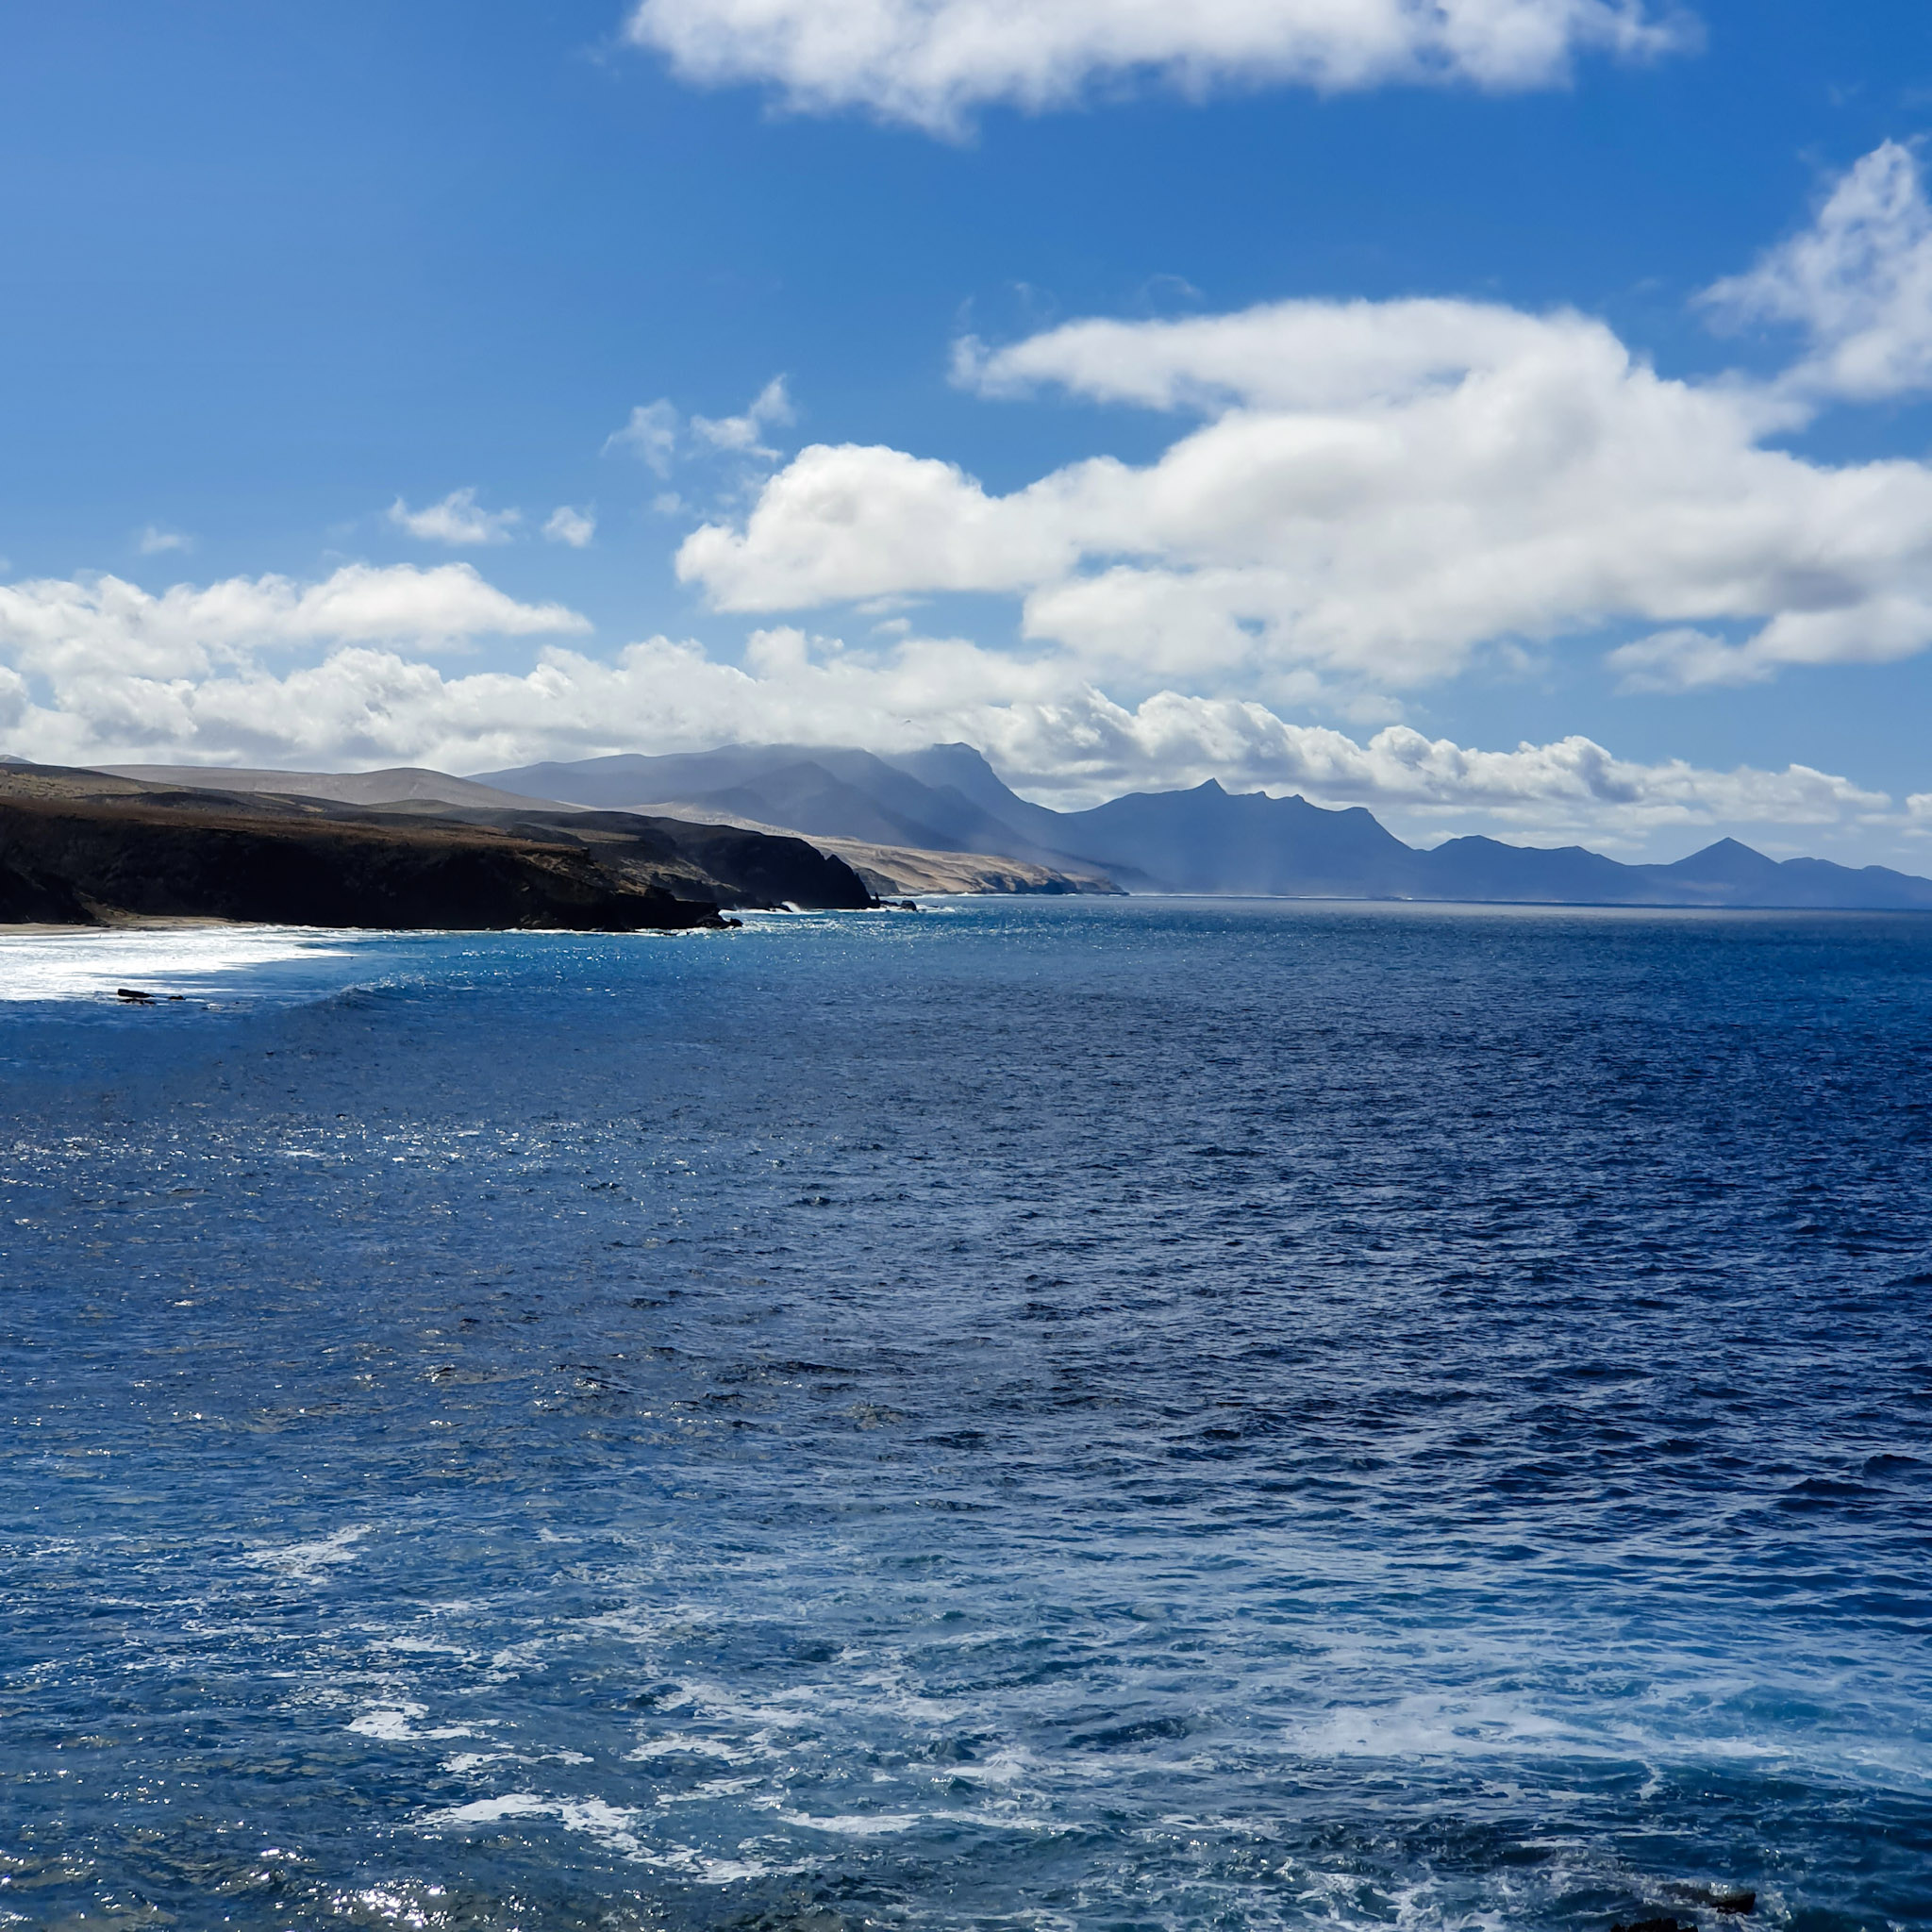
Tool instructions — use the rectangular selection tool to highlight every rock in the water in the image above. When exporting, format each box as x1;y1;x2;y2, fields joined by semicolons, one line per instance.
1673;1887;1757;1916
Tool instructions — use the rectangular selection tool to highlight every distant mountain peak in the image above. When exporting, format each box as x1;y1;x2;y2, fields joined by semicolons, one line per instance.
467;741;1932;910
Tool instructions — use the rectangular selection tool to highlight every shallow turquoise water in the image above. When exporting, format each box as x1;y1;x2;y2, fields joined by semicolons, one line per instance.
1;902;1928;1930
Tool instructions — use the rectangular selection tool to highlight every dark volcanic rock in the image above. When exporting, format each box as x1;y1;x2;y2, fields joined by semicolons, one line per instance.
0;779;727;930
1673;1887;1757;1915
626;813;875;909
0;855;95;924
371;804;874;910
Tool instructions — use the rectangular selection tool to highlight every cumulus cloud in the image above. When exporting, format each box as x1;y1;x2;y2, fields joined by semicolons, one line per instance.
971;684;1891;838
1602;603;1932;691
624;0;1693;136
137;525;193;557
0;575;1900;852
388;488;523;546
691;376;795;458
544;505;597;547
610;383;795;478
0;562;583;770
678;270;1932;693
607;399;681;475
1703;141;1932;403
0;563;585;691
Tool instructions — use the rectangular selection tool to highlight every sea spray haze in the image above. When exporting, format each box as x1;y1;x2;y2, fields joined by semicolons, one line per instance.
1;901;1929;1929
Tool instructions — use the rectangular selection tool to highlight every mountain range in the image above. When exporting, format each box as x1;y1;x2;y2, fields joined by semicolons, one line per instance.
474;742;1932;910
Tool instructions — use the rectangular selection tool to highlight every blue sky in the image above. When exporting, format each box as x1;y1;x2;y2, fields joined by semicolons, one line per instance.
4;0;1932;859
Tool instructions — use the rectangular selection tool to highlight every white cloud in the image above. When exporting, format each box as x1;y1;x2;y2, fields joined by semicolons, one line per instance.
691;376;795;458
1604;626;1751;691
624;0;1693;136
0;583;1901;855
970;682;1892;839
544;505;597;548
605;400;680;475
604;382;795;489
1702;141;1932;402
681;441;1078;608
953;295;1593;410
677;275;1932;694
137;525;193;557
387;488;523;546
1604;599;1932;691
0;563;586;694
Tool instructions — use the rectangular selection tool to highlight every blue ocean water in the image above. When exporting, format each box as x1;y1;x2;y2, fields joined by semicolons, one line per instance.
2;900;1929;1932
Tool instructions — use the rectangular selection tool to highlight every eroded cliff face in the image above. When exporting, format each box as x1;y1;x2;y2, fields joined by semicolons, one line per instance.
0;793;725;930
370;804;877;911
0;766;875;927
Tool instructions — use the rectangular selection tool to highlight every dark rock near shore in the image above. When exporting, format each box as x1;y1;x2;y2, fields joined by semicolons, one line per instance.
0;854;95;924
368;802;874;911
0;764;873;929
1674;1887;1757;1915
1612;1898;1756;1932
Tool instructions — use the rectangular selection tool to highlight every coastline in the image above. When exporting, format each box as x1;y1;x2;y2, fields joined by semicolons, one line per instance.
0;763;874;929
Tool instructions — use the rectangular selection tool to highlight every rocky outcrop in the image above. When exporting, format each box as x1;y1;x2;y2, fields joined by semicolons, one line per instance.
817;839;1118;896
0;854;95;924
0;786;724;930
352;803;876;910
0;765;882;928
525;798;1120;896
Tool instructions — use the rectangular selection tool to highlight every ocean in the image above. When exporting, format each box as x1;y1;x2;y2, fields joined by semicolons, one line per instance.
1;900;1928;1931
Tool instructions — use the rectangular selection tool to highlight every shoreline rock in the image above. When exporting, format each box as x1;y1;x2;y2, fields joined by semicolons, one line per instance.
0;766;874;930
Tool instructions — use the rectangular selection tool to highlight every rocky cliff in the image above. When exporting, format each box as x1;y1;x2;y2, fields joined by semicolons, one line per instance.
0;765;875;927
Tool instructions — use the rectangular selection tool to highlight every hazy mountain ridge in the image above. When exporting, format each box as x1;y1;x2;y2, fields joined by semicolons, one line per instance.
475;745;1932;909
480;748;1111;875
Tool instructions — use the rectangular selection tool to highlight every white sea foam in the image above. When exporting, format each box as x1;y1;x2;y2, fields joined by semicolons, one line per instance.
369;1635;475;1657
245;1524;370;1577
0;925;355;1002
653;1774;769;1805
350;1705;429;1740
624;1735;756;1763
421;1795;658;1866
957;1746;1037;1787
927;1807;1063;1835
419;1791;831;1882
348;1703;477;1743
777;1810;923;1835
423;1793;554;1827
1285;1694;1574;1759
